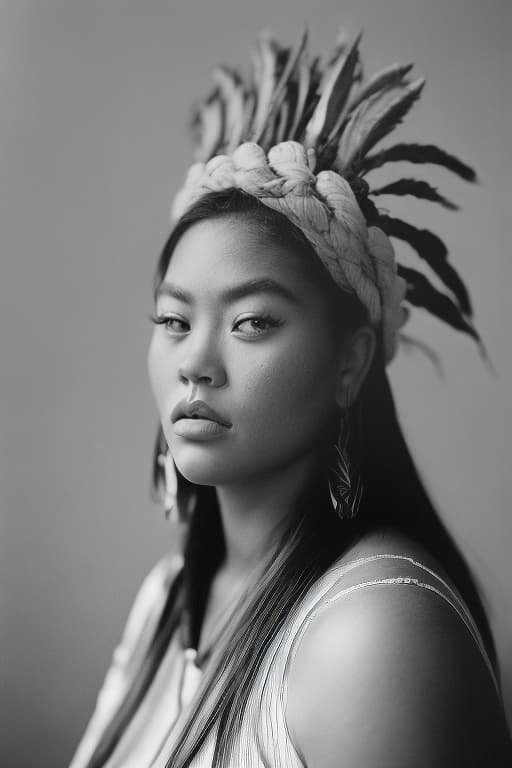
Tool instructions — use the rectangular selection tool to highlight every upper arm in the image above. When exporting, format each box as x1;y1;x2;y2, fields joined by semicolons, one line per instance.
69;553;183;768
285;584;511;768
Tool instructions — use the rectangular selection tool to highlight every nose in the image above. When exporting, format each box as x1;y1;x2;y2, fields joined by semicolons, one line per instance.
177;332;227;388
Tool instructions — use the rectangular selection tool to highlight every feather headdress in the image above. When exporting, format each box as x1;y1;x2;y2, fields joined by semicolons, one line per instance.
171;26;485;365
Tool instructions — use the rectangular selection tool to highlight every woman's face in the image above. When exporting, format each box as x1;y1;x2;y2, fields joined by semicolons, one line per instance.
147;215;345;488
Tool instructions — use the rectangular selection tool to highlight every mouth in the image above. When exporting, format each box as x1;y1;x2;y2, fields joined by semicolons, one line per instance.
171;399;232;427
173;417;231;440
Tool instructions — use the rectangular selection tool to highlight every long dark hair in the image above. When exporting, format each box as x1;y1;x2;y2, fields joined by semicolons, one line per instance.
86;188;499;767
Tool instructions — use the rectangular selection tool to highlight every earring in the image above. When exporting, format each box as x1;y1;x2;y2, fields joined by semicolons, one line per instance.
158;450;179;523
327;395;364;520
157;449;198;524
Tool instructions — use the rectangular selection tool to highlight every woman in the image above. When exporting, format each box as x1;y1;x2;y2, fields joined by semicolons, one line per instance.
69;27;512;767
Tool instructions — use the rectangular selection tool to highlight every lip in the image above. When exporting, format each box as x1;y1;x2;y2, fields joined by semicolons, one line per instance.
171;399;232;427
173;418;231;440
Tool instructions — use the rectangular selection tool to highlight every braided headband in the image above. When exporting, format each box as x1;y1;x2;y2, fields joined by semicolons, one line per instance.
172;141;406;363
170;28;484;366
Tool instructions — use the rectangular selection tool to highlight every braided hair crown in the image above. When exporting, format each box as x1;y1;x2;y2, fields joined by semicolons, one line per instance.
170;26;486;365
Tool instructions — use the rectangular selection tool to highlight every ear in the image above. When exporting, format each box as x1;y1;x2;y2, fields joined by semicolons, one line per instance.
335;325;376;408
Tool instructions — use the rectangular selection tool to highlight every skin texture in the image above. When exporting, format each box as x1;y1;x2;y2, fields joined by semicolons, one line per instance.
286;557;512;767
147;213;375;655
147;215;374;575
146;215;512;763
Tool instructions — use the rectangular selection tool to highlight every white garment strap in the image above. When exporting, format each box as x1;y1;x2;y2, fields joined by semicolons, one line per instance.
284;553;500;699
68;554;184;768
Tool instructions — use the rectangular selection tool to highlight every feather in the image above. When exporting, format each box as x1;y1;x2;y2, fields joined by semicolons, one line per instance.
379;214;472;316
397;330;445;374
294;56;322;141
240;88;256;143
304;30;362;150
371;178;458;210
191;90;225;162
179;27;487;365
260;27;309;143
288;48;311;140
335;78;425;175
321;62;413;169
274;99;290;144
397;265;480;343
212;66;246;154
250;32;279;143
361;142;477;181
356;192;381;225
320;26;351;76
322;62;413;158
328;416;364;520
352;55;364;88
259;40;290;147
345;62;414;115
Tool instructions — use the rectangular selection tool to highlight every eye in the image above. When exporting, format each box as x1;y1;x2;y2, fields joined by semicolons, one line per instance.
232;314;282;338
149;314;189;335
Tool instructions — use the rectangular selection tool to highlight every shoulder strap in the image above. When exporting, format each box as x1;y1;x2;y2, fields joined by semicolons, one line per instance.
291;553;500;697
280;553;501;720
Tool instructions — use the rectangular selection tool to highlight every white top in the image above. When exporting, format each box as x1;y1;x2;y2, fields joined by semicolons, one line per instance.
69;551;499;768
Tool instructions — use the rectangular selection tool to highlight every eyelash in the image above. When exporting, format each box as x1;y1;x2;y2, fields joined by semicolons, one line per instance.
149;313;283;338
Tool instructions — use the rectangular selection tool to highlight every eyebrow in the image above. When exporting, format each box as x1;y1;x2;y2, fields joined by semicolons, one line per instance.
156;277;302;306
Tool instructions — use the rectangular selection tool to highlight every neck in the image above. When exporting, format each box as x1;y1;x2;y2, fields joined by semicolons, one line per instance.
215;448;328;577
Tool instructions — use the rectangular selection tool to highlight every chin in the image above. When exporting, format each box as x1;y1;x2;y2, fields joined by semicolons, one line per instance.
173;451;242;487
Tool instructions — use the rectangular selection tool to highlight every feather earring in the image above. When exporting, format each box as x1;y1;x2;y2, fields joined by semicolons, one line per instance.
157;449;199;524
158;450;179;522
327;394;364;520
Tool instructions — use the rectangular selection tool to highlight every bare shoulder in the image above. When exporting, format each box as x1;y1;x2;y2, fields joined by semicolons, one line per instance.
286;549;511;768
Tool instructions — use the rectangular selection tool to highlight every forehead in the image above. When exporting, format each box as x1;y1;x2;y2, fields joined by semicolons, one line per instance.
163;215;329;295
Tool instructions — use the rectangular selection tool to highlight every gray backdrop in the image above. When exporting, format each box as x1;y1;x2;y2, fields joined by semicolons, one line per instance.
1;1;510;765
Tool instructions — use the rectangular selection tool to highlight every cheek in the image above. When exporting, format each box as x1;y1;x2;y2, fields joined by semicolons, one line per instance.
239;333;337;441
147;333;170;411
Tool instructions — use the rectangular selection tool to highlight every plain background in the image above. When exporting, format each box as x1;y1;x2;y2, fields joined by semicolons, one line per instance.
1;1;510;765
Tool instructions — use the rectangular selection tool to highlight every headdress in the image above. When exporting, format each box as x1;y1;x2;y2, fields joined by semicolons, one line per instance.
170;27;487;366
